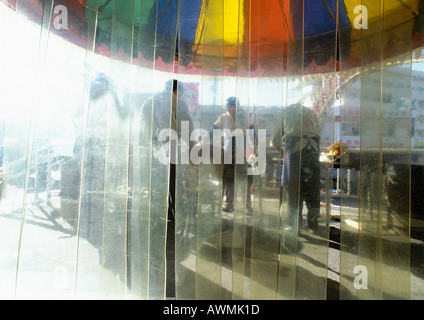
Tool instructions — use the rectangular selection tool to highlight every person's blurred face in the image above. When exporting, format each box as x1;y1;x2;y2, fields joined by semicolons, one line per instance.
227;103;236;115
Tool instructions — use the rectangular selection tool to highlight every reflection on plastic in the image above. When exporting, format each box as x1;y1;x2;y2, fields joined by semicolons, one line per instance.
0;0;422;301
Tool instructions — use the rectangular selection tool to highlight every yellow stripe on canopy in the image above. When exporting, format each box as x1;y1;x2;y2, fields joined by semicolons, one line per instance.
194;0;244;53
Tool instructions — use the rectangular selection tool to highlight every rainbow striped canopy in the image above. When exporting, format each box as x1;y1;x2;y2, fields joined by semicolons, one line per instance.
4;0;424;75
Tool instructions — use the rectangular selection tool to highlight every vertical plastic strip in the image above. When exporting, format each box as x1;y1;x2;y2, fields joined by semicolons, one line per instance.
195;0;224;300
218;0;244;300
246;0;262;300
249;0;283;300
0;0;47;299
74;0;104;299
147;0;178;299
128;0;144;299
20;0;90;299
146;0;168;299
130;0;156;299
380;2;412;300
76;0;114;298
81;36;112;297
289;1;336;299
339;55;362;300
13;0;58;298
174;0;198;300
99;0;133;298
231;0;248;300
357;0;383;300
339;70;362;299
410;48;424;300
278;0;303;300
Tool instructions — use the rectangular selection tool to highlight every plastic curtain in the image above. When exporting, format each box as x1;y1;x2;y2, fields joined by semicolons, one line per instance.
0;0;424;300
339;0;415;300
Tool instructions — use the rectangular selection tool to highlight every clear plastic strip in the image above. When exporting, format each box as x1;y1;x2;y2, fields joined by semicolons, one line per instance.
74;0;102;299
410;48;424;300
0;0;43;299
357;0;383;300
147;0;178;299
13;0;56;298
339;67;361;299
380;2;412;299
99;0;134;298
129;0;156;299
278;0;303;300
249;0;283;300
195;0;224;300
0;2;27;298
288;0;337;300
174;0;199;300
231;0;248;300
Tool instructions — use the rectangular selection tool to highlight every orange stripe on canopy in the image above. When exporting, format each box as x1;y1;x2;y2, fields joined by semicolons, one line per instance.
245;0;292;72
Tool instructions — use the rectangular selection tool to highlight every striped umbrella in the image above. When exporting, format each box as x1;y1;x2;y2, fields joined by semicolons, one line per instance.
2;0;423;75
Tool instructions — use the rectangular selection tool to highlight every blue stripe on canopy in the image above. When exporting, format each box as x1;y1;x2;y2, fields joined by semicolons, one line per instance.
142;0;203;63
292;0;351;39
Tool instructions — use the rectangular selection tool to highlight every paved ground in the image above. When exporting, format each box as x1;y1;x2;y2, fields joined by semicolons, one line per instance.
0;188;423;299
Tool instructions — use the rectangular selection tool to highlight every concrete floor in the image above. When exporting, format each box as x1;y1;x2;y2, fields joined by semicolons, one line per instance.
1;189;423;299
